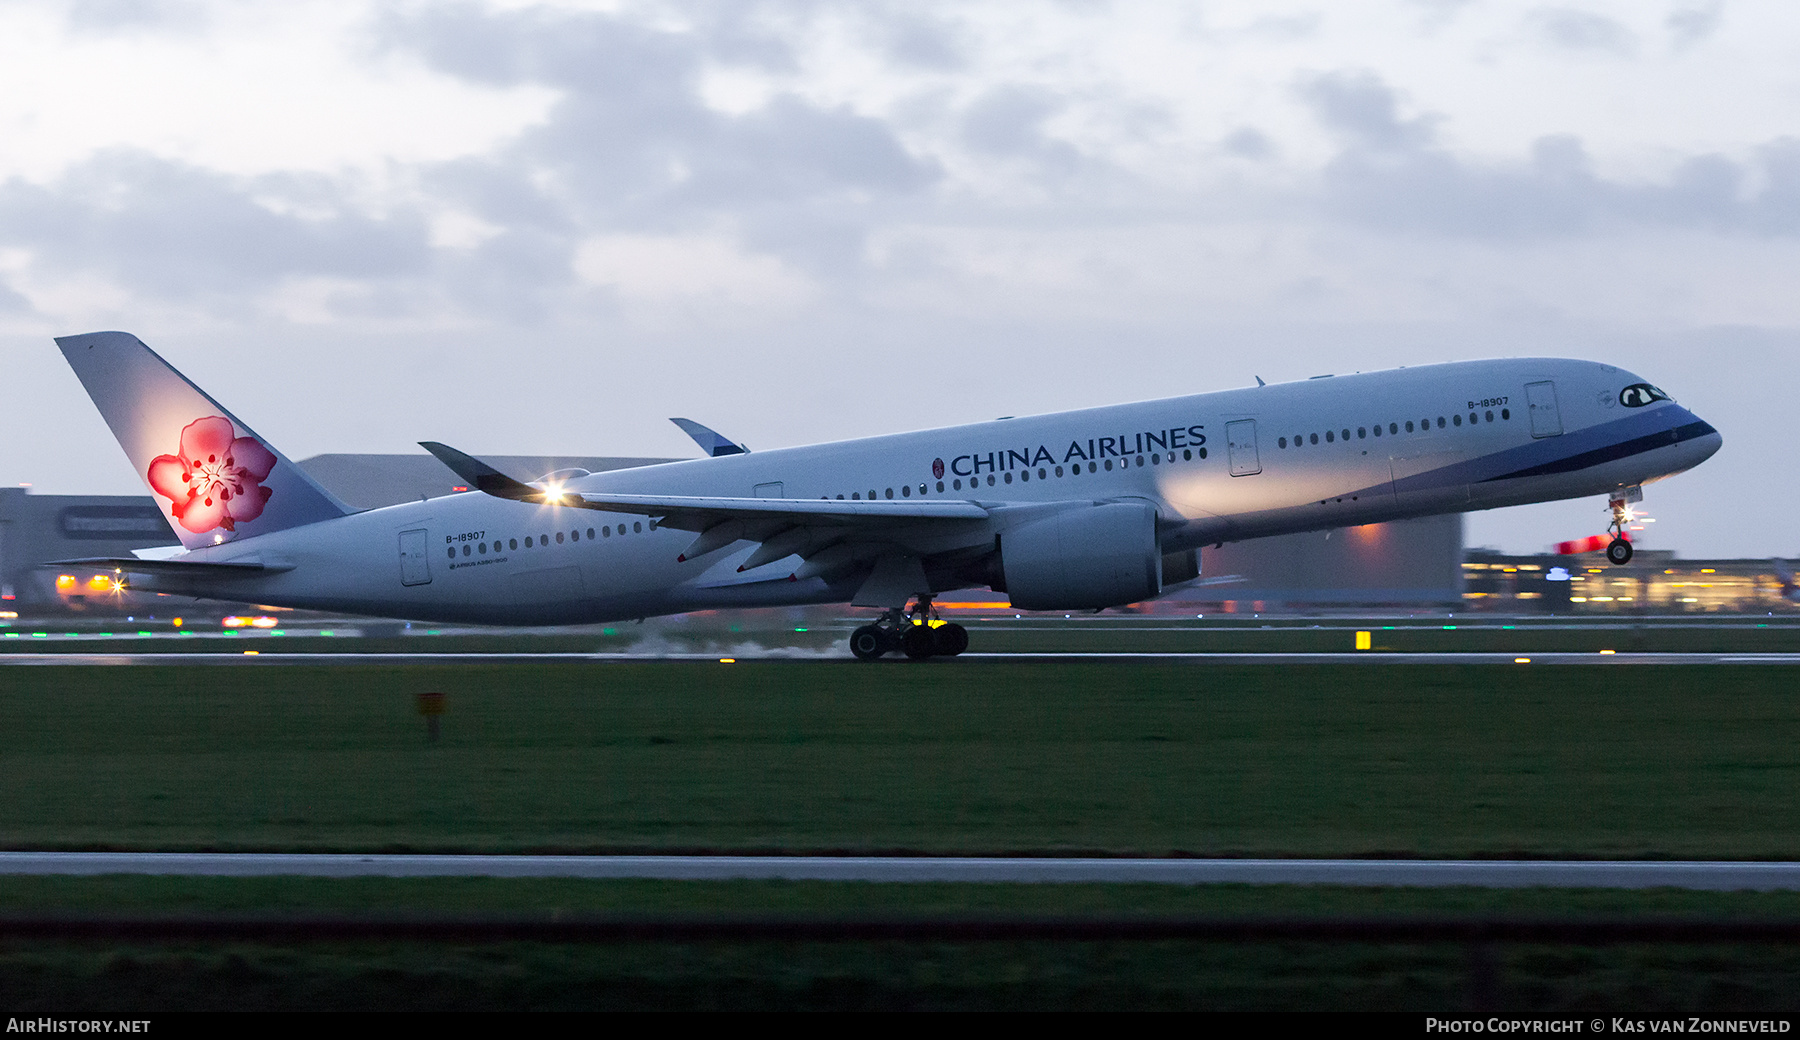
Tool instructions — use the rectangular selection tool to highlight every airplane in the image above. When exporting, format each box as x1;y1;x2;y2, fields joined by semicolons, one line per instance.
50;331;1721;659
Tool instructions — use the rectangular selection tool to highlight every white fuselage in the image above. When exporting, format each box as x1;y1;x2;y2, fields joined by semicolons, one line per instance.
141;357;1721;623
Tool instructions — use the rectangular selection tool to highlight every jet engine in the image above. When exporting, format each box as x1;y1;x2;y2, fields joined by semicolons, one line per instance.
999;501;1163;610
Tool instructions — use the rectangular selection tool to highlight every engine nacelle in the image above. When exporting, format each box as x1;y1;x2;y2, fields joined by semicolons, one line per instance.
1000;502;1163;610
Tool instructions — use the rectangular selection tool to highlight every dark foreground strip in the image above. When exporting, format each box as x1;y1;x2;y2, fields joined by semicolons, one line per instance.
6;915;1800;944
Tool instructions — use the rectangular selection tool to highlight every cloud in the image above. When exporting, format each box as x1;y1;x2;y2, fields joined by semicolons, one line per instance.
1529;7;1637;55
1296;70;1437;152
385;3;938;280
1666;1;1724;48
0;150;431;301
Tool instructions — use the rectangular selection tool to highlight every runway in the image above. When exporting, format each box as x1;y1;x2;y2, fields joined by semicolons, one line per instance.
8;853;1800;889
3;652;1800;665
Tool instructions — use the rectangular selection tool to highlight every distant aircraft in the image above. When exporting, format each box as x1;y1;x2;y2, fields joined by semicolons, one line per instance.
51;332;1720;658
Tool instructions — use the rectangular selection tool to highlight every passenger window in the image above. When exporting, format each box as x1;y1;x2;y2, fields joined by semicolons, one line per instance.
634;522;642;533
587;528;595;539
953;479;962;490
541;533;548;544
1004;472;1013;484
1136;455;1145;467
1453;414;1462;426
1055;466;1064;477
1341;429;1350;441
1199;447;1207;458
869;490;877;500
1371;425;1380;437
494;541;502;552
1089;462;1098;472
555;531;564;544
1502;408;1510;420
1485;410;1493;423
852;492;860;499
885;488;893;499
1357;427;1366;439
1019;470;1029;482
1389;423;1397;434
1468;412;1477;425
570;529;580;542
1104;459;1114;470
836;494;844;500
902;484;911;496
1326;431;1334;442
446;547;455;559
1038;468;1047;479
1182;450;1191;461
987;475;996;485
1437;417;1446;428
526;536;534;547
1405;421;1414;433
509;539;518;550
936;481;945;492
602;527;610;537
462;544;471;556
478;543;487;554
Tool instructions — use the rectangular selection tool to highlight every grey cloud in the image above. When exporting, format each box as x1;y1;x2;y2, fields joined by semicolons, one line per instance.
1316;124;1800;239
384;4;940;277
65;0;207;36
0;151;431;299
873;12;965;70
1530;8;1637;55
960;85;1083;173
1666;1;1724;47
1296;70;1437;152
1221;127;1276;161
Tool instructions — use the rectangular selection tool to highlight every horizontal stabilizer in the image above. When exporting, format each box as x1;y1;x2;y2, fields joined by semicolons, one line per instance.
46;556;293;577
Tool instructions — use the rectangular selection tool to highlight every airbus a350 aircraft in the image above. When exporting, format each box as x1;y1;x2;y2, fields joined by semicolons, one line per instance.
51;332;1720;659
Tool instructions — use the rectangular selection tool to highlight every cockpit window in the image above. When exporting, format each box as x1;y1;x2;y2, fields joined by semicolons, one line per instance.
1619;383;1670;408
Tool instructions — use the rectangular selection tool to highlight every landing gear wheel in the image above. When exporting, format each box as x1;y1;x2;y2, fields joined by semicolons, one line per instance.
850;625;888;661
1607;537;1633;566
933;623;968;657
901;625;936;660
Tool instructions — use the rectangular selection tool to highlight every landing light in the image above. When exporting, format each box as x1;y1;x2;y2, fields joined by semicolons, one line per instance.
54;575;76;591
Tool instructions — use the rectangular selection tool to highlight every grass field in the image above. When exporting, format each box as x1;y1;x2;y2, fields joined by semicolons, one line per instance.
6;879;1800;1010
6;660;1800;1009
1;661;1797;858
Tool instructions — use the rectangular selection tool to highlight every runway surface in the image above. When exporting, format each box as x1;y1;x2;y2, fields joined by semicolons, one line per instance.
3;652;1800;665
8;853;1800;888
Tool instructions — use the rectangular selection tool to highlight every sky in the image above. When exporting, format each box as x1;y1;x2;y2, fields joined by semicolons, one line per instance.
0;0;1794;558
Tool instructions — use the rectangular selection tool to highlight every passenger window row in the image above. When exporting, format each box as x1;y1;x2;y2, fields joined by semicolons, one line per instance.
445;520;648;559
1276;408;1510;450
825;448;1211;500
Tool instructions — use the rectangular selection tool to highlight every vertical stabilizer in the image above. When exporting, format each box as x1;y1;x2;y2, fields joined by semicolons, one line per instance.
55;331;351;550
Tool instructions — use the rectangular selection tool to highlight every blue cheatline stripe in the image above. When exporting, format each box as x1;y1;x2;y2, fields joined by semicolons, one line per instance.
1479;420;1718;483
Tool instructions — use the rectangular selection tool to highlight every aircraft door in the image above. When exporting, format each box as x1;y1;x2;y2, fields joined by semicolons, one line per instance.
1526;381;1563;438
398;528;432;586
1225;420;1261;476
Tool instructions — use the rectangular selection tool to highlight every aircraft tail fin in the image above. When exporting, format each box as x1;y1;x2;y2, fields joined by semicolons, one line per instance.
55;331;351;550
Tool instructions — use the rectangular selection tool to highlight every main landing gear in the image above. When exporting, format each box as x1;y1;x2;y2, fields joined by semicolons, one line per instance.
1606;488;1640;566
849;596;969;661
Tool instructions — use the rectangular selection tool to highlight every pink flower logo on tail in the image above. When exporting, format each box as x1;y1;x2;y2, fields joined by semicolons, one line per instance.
146;416;276;534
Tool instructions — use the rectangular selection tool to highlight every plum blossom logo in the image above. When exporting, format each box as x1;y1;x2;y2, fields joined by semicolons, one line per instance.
146;416;276;535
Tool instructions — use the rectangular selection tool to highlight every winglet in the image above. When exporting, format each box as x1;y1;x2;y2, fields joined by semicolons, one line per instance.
670;418;749;457
418;442;541;500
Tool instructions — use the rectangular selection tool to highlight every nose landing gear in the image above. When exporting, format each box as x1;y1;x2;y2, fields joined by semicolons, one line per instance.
1606;487;1641;565
849;595;969;660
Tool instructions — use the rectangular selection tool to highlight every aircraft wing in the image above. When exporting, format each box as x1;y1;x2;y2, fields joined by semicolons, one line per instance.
422;440;998;582
421;440;989;529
